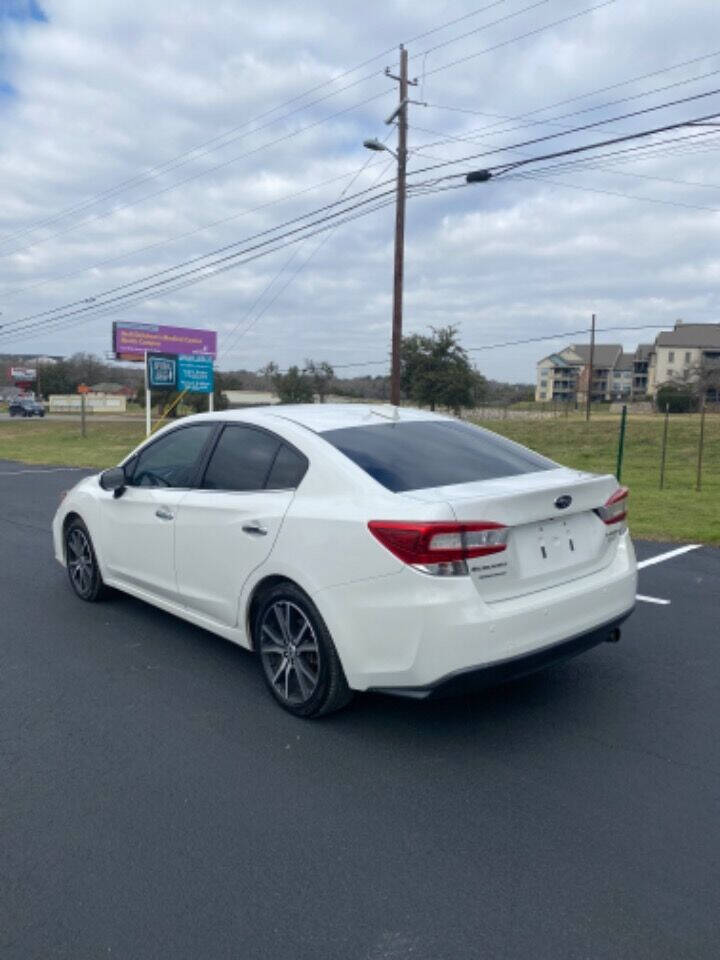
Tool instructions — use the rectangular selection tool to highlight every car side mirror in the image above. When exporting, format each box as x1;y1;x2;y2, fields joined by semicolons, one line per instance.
99;466;127;498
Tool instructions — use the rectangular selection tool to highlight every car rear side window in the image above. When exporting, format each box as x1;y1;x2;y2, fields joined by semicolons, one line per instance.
202;425;281;491
320;419;554;492
266;444;308;489
129;424;215;488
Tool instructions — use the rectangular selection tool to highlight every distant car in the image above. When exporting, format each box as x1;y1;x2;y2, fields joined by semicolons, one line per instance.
52;404;637;717
9;398;45;417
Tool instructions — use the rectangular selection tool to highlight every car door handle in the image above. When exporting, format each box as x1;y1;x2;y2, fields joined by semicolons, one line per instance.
242;522;268;536
155;508;175;521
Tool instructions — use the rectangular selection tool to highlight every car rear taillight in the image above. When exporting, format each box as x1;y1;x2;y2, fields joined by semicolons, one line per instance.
596;486;629;527
368;521;508;576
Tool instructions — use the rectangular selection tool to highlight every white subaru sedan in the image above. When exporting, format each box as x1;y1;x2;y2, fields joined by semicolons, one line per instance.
53;405;636;717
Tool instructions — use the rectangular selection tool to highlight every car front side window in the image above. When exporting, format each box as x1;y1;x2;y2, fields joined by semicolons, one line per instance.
127;424;215;488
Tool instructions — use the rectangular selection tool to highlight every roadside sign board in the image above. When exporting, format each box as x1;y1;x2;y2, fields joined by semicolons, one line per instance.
147;354;178;390
113;322;216;361
146;353;213;393
10;367;37;381
178;354;214;393
77;384;91;394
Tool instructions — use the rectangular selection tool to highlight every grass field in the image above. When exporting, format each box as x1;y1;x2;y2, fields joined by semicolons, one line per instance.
1;412;718;544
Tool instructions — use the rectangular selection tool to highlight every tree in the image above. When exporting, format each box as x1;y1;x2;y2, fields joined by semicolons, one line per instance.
656;383;697;413
273;365;314;404
303;359;334;403
259;361;279;391
400;325;480;414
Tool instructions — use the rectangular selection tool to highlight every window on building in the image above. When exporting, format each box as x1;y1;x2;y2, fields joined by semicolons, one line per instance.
539;391;546;399
667;368;674;378
685;351;691;364
668;351;675;363
540;380;547;387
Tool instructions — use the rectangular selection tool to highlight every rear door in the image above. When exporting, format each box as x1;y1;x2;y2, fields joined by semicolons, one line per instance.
174;424;307;627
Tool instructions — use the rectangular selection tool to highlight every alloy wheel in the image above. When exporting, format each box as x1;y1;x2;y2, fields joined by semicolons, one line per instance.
259;600;321;705
67;527;95;598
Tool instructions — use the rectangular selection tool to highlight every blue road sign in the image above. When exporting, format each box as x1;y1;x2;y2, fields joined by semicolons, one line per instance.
178;354;214;393
147;354;177;389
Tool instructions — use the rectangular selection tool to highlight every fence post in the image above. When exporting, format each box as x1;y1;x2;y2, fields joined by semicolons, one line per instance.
695;399;706;492
659;403;669;490
615;404;627;481
80;393;86;438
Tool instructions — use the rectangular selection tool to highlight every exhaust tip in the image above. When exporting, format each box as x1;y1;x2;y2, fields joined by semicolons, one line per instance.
607;628;621;643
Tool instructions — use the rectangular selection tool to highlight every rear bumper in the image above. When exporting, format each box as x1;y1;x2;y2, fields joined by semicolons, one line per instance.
313;532;637;691
370;609;632;699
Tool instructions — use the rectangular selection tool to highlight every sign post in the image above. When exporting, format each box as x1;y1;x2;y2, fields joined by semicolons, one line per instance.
144;351;151;437
77;384;90;437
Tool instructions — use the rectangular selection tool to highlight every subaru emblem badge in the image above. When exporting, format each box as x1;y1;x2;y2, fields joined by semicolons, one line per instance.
554;494;572;510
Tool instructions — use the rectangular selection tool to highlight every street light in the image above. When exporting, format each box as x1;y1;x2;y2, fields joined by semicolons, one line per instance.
363;138;398;160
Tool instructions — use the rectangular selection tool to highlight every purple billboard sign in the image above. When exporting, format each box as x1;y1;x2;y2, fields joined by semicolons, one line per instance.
113;322;217;360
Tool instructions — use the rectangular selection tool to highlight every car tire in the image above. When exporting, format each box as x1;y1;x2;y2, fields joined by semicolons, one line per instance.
64;518;108;602
253;582;353;718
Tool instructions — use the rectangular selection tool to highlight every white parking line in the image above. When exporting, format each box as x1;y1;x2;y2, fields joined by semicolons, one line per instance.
634;543;702;605
637;544;701;570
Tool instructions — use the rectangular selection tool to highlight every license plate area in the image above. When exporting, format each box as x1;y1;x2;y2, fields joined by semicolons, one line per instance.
514;513;597;578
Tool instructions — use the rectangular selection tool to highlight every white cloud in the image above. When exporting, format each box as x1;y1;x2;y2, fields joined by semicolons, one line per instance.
0;0;719;381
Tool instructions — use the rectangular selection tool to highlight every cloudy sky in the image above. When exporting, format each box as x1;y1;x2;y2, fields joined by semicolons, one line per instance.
0;0;719;381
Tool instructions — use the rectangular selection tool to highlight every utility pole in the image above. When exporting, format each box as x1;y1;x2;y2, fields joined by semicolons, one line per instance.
385;46;416;407
586;312;596;422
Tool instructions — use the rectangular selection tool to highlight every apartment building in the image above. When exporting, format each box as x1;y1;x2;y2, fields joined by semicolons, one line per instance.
535;343;647;403
647;321;720;399
536;321;720;403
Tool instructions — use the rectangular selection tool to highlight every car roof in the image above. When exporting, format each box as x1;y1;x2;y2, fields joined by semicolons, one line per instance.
220;403;449;434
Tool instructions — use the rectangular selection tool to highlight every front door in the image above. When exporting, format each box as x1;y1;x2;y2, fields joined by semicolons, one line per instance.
100;422;216;602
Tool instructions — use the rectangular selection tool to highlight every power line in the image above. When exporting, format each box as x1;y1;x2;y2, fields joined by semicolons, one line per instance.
0;179;450;344
29;75;709;336
425;47;720;133
423;0;616;79
0;88;391;261
11;47;720;300
219;145;396;360
0;1;515;255
0;159;393;304
422;64;720;142
291;322;678;374
0;186;400;337
408;87;720;177
511;170;720;213
503;128;720;180
404;108;720;184
6;113;720;345
415;0;549;57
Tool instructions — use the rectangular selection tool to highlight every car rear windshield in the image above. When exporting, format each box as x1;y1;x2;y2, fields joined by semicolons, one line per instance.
320;419;554;492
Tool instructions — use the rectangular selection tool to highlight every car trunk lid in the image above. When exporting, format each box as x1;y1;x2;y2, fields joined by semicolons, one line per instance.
402;468;622;601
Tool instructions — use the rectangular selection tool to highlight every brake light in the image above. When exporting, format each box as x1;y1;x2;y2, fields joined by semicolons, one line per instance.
368;521;507;576
596;486;629;526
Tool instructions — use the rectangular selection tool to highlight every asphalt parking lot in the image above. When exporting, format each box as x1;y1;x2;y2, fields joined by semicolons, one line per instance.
1;460;719;960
